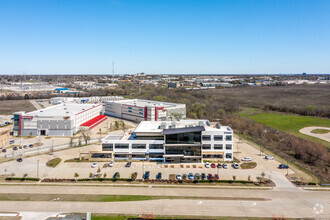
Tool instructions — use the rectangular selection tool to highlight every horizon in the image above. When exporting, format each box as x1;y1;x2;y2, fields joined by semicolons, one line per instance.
1;0;330;74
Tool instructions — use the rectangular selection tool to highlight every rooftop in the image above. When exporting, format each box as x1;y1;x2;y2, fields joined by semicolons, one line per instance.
25;103;101;117
107;99;184;108
134;120;232;133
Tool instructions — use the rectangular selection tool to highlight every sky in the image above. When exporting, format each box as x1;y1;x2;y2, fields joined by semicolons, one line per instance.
0;0;329;75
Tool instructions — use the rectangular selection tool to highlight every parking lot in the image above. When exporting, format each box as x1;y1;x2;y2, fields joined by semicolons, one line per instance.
0;136;301;185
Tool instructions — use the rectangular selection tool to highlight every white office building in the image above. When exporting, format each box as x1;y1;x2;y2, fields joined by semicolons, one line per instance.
102;120;233;163
104;99;186;122
13;103;103;136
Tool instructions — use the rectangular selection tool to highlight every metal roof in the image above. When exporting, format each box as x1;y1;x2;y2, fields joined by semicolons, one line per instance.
162;126;205;135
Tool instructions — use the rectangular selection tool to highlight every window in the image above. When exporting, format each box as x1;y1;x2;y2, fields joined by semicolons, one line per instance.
139;112;143;115
202;144;211;150
226;135;232;141
115;144;129;149
139;108;144;111
214;144;223;150
225;153;232;159
103;143;113;151
214;135;223;141
202;135;211;141
128;107;132;109
128;110;132;113
149;144;163;149
132;144;146;149
225;144;232;150
114;154;129;158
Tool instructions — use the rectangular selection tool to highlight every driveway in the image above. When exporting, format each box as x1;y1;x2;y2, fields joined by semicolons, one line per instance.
299;126;330;142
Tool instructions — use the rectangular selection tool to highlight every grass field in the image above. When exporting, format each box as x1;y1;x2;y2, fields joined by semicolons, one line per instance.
0;100;36;115
46;158;62;167
245;111;330;148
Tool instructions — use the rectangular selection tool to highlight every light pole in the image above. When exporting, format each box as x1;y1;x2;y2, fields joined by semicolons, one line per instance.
37;159;39;178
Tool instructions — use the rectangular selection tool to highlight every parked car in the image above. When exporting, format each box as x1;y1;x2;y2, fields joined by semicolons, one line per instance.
125;162;132;167
207;174;213;180
113;172;119;178
19;146;22;149
217;163;222;168
188;173;194;180
176;173;182;180
232;162;239;169
211;163;216;168
241;157;252;162
156;172;162;180
91;162;98;168
13;147;18;151
194;173;200;180
182;174;187;179
265;155;274;160
204;162;210;168
222;164;228;169
278;164;289;169
2;149;6;153
9;140;15;144
108;161;115;167
144;171;150;180
214;174;219;180
201;173;206;180
17;158;23;162
29;144;33;148
23;145;28;149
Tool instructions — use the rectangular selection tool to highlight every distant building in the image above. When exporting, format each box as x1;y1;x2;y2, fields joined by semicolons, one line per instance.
168;82;183;89
13;103;103;136
50;96;124;105
102;120;234;163
104;99;186;122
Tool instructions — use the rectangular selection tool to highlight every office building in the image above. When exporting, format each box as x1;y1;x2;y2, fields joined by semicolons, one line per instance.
102;120;233;163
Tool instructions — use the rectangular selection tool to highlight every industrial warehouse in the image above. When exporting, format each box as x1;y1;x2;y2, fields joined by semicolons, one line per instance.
104;99;186;122
101;120;234;163
13;103;103;136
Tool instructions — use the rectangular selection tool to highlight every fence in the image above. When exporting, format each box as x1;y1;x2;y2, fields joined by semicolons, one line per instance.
4;138;101;159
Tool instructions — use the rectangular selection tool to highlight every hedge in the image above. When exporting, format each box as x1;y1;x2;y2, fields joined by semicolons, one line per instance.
5;177;40;181
77;178;133;182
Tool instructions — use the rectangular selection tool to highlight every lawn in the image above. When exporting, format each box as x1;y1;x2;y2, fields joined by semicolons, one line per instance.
247;112;330;148
311;129;329;134
0;100;36;115
46;158;62;167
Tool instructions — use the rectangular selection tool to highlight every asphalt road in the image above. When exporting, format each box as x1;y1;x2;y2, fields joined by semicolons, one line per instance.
0;184;328;219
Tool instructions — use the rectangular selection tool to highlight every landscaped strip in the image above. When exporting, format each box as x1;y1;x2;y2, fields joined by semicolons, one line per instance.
0;193;266;202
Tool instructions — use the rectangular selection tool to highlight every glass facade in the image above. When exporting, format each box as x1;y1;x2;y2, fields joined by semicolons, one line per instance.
202;135;211;141
226;135;232;141
149;144;164;149
165;132;201;144
132;144;146;149
115;143;129;149
214;135;223;141
214;144;223;150
165;145;201;156
103;143;113;151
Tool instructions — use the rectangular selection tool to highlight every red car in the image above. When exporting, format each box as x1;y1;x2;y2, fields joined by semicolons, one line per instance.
211;163;216;168
207;174;213;180
214;174;219;180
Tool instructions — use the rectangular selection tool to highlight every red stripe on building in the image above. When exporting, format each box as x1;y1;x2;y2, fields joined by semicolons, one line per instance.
80;115;107;130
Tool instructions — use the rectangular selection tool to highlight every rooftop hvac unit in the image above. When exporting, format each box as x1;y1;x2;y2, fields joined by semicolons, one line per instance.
199;121;204;127
160;122;166;129
171;121;176;128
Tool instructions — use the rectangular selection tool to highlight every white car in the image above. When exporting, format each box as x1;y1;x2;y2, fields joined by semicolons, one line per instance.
176;173;182;180
91;162;98;168
204;162;211;168
241;157;252;162
265;155;274;160
222;164;228;169
108;161;115;167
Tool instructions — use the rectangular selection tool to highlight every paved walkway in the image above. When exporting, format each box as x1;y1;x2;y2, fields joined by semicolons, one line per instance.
299;126;330;142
